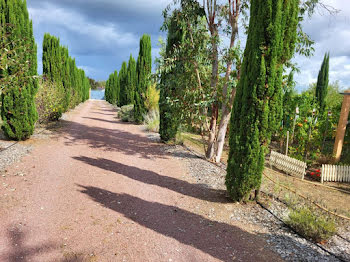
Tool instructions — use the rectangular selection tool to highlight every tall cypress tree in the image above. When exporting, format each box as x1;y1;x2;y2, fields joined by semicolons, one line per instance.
134;34;152;123
1;0;38;140
119;61;128;106
159;12;184;142
126;54;136;105
113;70;119;105
315;52;330;114
226;0;299;201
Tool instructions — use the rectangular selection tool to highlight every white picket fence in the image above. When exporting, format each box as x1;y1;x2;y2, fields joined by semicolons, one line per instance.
321;165;350;183
269;151;307;179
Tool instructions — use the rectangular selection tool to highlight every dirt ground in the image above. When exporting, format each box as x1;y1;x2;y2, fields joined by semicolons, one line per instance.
0;100;281;262
183;132;350;219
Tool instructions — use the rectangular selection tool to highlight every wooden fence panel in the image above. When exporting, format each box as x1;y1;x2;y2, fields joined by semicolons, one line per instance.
321;164;350;183
269;151;307;179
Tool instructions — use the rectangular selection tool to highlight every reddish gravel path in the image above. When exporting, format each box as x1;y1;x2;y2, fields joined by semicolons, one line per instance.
0;100;281;262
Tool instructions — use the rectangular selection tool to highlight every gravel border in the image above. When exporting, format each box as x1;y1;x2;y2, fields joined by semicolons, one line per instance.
162;143;349;262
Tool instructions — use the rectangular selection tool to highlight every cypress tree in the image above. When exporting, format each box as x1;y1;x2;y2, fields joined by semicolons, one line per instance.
1;0;38;140
315;52;330;114
226;0;299;201
105;76;112;103
126;54;136;105
159;12;184;142
42;33;91;110
113;70;119;105
134;34;152;123
119;61;128;106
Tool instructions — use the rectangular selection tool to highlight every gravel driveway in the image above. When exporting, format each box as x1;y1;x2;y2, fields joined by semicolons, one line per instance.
0;100;281;262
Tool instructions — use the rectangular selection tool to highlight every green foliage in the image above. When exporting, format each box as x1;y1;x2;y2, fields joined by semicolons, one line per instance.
226;0;299;201
144;109;160;133
118;104;134;122
119;61;128;106
158;6;210;142
42;33;90;111
0;0;38;140
286;207;337;243
126;54;136;105
315;52;330;114
277;81;344;163
88;77;99;90
134;34;152;123
105;71;119;105
35;79;65;123
145;83;159;111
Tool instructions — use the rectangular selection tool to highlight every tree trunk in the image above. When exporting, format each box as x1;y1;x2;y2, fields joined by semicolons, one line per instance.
215;107;231;163
206;103;218;159
212;0;241;163
205;21;219;160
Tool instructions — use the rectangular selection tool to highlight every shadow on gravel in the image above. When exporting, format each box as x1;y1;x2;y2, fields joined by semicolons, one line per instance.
57;120;166;159
73;156;228;203
0;225;56;262
78;185;275;262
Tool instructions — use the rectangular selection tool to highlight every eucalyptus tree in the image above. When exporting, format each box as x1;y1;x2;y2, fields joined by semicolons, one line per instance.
160;0;331;163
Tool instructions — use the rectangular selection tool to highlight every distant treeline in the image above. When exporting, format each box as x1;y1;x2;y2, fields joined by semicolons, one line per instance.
105;34;151;124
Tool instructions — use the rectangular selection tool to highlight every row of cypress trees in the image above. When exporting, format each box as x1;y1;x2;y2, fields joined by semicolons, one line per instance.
105;55;136;107
105;34;151;123
0;0;91;141
42;33;90;111
0;0;38;140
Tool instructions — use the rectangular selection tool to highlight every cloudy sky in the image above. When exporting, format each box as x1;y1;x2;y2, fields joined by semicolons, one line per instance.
27;0;350;91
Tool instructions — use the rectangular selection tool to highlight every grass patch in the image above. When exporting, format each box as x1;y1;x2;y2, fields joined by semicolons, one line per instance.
286;206;337;243
143;109;159;132
118;104;134;122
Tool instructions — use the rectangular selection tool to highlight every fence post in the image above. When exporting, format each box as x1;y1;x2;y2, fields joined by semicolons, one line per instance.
286;131;289;156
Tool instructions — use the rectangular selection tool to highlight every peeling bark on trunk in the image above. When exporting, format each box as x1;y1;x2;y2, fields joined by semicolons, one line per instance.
213;0;241;163
206;103;218;159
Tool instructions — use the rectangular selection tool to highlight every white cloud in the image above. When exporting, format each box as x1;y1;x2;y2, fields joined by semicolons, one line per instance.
293;1;350;91
28;4;137;48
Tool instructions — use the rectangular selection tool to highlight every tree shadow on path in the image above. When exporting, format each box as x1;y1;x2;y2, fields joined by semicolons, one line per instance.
78;185;278;262
73;156;227;203
58;120;167;159
0;225;57;262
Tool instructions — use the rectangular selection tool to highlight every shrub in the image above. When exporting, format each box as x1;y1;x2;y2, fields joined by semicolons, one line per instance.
118;104;134;122
35;80;65;123
144;83;159;111
286;206;337;243
144;109;160;132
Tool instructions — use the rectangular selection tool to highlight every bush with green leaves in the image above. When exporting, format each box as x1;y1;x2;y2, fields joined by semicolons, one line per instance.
35;79;65;123
286;206;337;243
